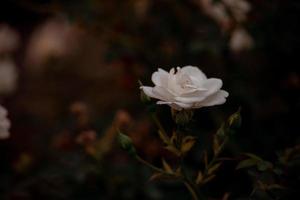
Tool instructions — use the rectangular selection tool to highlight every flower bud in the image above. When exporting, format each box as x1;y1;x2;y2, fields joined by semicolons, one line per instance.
228;108;241;129
117;132;137;157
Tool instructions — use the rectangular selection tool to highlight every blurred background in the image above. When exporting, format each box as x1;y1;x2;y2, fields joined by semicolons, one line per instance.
0;0;299;199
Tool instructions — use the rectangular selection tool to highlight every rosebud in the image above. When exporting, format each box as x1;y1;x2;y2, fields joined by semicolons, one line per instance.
228;108;241;129
117;132;137;157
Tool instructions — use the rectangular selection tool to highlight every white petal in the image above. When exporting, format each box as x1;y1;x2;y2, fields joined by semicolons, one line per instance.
174;90;206;103
167;68;180;95
201;78;223;95
153;86;175;101
151;68;169;87
174;78;221;102
174;78;223;104
140;86;157;99
181;66;207;80
194;90;229;108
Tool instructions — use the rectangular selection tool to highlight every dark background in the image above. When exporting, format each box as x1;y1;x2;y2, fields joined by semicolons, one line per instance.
0;0;299;199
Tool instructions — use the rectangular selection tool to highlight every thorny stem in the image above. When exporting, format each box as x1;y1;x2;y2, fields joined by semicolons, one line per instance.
184;181;200;200
147;113;202;199
135;156;202;200
199;137;229;187
208;137;228;168
136;156;167;175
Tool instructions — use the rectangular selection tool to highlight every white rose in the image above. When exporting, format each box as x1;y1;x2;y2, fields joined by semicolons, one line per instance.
140;66;229;110
0;105;10;139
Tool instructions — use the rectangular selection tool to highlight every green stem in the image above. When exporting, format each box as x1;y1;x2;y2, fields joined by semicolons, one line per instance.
136;156;169;175
136;155;202;200
200;137;229;187
184;181;200;200
208;137;227;169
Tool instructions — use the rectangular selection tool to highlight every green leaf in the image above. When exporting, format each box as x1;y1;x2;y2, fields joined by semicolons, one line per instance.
149;173;165;182
164;145;181;157
170;131;177;145
216;123;226;138
213;135;220;156
208;162;222;175
244;153;263;161
236;158;258;170
181;136;197;154
162;158;173;173
196;171;203;184
267;184;286;190
257;161;273;171
175;167;181;176
117;132;136;157
158;130;170;145
202;174;216;184
228;107;242;130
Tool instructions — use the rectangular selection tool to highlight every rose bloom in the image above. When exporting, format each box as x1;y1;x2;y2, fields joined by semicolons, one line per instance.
141;66;228;110
0;105;10;139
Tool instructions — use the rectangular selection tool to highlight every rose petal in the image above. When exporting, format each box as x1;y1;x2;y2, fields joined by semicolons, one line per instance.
140;86;156;98
181;66;207;81
201;78;223;95
153;86;175;102
174;78;223;104
194;90;229;108
151;68;169;87
167;68;180;95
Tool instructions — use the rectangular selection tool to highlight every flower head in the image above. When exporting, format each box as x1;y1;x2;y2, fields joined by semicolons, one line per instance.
140;66;228;110
0;105;10;139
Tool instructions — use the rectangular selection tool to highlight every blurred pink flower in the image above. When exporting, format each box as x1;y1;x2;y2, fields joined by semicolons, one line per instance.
133;0;151;19
0;59;18;95
229;27;254;52
76;130;97;146
0;24;20;54
198;0;232;31
196;0;251;31
114;110;132;129
25;16;83;68
222;0;251;22
0;105;10;139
